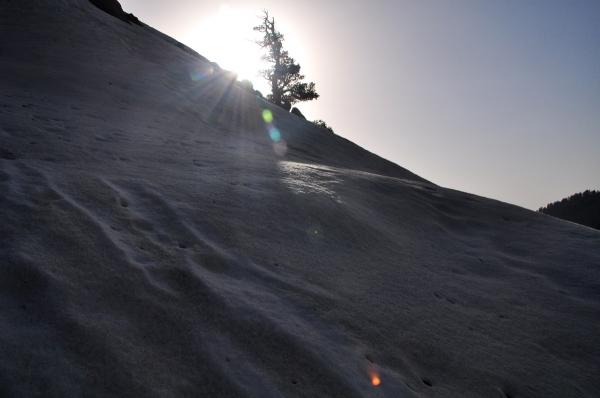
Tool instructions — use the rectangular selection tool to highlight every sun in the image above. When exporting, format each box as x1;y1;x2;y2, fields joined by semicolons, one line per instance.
186;5;267;87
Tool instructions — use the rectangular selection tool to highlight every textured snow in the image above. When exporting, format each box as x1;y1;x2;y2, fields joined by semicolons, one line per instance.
1;1;599;397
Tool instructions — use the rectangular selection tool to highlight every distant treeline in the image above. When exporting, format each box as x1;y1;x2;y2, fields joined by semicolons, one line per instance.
539;190;600;230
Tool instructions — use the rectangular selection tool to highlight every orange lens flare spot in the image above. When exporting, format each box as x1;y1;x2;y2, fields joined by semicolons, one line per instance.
371;374;381;387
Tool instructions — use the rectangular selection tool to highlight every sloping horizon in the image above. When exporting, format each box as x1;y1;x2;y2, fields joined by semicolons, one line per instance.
119;0;600;210
1;1;600;396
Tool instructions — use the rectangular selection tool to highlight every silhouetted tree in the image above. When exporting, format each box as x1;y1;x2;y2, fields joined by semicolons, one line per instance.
254;11;319;109
313;119;334;134
539;190;600;230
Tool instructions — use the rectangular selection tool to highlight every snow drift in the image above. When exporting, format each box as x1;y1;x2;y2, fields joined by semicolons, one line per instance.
1;1;599;397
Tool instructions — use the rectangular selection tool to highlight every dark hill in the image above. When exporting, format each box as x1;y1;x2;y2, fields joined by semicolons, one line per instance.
89;0;141;24
539;190;600;230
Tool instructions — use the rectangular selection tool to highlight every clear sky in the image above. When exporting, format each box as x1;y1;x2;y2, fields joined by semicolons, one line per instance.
120;0;600;210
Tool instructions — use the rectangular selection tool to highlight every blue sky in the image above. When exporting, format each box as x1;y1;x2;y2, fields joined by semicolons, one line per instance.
120;0;600;209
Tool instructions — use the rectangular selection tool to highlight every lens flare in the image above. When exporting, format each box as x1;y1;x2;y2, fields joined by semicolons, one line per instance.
261;108;285;155
273;140;287;156
262;109;274;123
268;126;281;142
190;67;214;82
371;374;381;387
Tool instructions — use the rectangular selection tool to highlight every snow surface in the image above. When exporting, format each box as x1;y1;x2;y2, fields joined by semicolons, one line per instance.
1;1;599;397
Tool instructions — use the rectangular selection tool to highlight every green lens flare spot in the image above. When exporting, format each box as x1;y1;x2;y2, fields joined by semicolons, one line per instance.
262;109;274;124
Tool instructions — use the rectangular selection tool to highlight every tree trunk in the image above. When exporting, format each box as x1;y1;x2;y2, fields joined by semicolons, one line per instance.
270;18;282;106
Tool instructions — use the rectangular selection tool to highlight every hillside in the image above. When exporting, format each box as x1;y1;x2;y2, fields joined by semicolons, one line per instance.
1;1;599;397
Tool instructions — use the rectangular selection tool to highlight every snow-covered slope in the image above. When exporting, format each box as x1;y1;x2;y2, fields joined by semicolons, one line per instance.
1;1;599;397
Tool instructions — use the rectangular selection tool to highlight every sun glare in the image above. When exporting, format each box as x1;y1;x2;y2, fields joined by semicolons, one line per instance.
186;5;267;86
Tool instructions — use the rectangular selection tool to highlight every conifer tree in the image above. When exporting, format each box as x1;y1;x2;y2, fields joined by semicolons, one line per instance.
254;11;319;109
